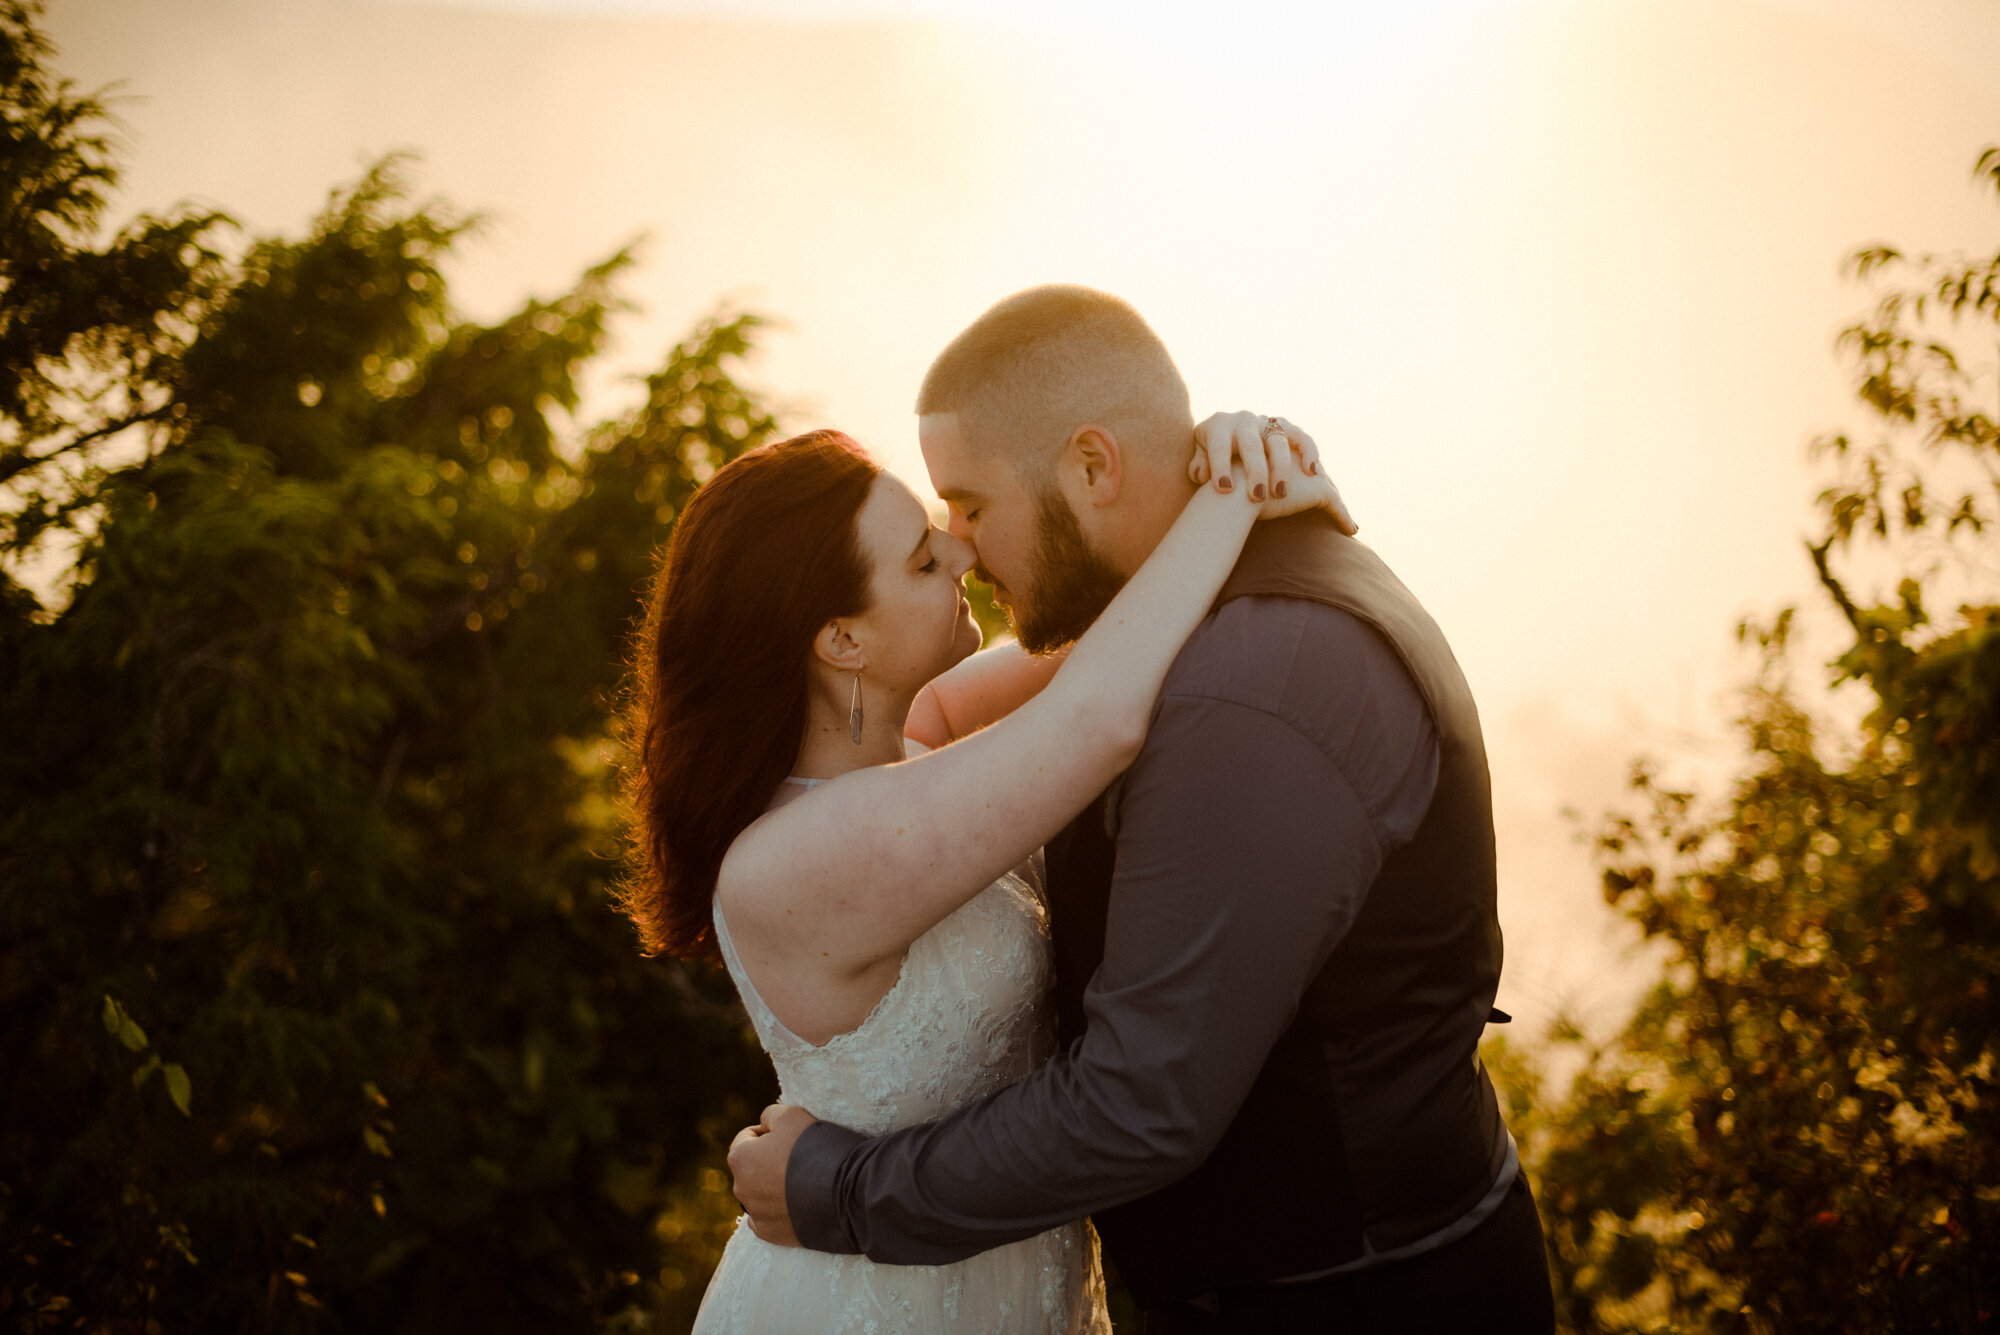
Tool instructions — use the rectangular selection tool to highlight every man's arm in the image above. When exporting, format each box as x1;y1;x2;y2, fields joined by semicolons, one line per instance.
760;600;1440;1263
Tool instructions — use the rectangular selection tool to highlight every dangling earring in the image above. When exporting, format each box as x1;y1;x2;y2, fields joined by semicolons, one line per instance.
849;670;864;744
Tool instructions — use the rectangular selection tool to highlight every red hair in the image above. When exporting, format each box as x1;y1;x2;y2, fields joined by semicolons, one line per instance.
621;430;881;959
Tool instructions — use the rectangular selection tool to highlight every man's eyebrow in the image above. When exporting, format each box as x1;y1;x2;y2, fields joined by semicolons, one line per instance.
934;486;982;505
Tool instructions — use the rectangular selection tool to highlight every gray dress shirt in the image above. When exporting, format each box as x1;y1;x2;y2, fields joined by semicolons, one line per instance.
789;595;1464;1267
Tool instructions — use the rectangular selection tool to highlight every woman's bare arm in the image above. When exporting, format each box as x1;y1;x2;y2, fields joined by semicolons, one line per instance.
721;443;1339;980
905;641;1069;748
721;482;1252;972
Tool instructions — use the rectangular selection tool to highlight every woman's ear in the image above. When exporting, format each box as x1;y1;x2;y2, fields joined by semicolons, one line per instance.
1065;425;1123;509
811;620;867;673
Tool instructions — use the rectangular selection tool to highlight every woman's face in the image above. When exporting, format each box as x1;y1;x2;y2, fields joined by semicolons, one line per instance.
845;472;982;695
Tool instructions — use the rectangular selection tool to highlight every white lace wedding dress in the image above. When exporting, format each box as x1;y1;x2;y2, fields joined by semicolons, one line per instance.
694;839;1110;1334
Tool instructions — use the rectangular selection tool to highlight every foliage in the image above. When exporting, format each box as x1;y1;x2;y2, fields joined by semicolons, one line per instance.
0;0;229;555
962;575;1010;647
0;7;779;1329
1498;147;2000;1333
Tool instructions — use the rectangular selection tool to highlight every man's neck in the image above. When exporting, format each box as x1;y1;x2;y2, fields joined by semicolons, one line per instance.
1104;473;1199;579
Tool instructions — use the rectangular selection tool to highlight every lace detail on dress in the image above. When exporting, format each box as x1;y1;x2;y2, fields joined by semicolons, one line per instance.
696;871;1108;1335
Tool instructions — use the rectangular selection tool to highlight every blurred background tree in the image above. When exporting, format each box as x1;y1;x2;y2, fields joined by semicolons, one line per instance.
1490;147;1999;1333
0;3;779;1328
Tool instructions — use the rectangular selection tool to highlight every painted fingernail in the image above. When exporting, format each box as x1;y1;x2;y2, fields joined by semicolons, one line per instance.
1273;481;1287;499
1216;476;1233;492
1250;484;1266;502
1307;460;1319;476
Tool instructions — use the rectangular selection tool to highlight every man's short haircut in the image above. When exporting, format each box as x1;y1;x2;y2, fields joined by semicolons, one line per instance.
917;285;1192;478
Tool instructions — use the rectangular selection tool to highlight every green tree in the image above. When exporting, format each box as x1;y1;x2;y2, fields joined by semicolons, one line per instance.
1494;148;2000;1332
0;6;778;1328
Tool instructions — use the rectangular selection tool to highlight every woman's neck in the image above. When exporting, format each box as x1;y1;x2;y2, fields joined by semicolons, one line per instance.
791;688;913;780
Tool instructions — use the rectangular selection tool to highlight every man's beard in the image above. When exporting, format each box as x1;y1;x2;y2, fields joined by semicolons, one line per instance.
1006;485;1128;655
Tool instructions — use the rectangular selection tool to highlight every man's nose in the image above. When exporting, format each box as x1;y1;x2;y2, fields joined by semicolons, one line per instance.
944;508;972;543
941;530;977;579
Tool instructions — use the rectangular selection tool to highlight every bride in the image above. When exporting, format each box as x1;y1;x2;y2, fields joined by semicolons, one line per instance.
620;414;1344;1333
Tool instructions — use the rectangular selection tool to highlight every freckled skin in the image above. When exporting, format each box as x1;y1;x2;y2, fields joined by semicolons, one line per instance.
727;477;983;1044
842;475;983;703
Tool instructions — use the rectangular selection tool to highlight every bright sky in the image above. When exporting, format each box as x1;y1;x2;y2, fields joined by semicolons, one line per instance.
44;0;2000;1036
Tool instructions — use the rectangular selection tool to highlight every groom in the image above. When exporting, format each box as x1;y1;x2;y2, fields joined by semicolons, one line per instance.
727;285;1555;1333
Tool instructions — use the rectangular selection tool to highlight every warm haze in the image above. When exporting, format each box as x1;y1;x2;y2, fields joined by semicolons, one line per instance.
41;0;2000;1033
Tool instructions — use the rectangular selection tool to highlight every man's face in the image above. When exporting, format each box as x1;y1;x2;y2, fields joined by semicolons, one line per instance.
919;413;1125;654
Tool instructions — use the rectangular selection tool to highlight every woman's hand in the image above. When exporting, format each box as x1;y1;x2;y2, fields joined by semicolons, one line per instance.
1191;411;1357;535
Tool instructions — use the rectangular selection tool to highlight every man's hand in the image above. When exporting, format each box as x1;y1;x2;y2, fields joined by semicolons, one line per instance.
726;1103;819;1247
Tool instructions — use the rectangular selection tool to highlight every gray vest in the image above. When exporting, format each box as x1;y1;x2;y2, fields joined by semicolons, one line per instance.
1042;512;1507;1305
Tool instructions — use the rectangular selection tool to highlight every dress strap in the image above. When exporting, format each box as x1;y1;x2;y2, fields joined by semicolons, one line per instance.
710;898;798;1052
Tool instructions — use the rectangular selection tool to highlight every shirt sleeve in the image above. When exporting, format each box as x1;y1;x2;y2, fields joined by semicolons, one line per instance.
788;599;1440;1263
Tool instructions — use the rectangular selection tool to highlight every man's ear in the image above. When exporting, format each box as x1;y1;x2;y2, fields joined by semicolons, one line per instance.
1064;426;1123;509
811;620;867;673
